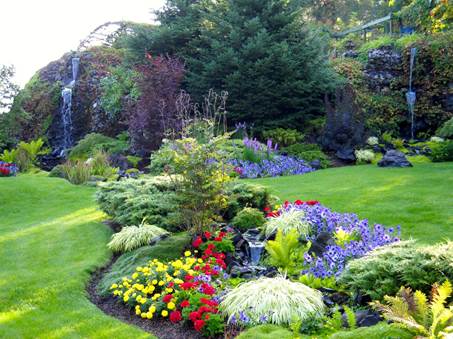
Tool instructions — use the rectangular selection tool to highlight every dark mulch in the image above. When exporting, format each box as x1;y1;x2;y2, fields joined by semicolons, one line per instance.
86;255;204;339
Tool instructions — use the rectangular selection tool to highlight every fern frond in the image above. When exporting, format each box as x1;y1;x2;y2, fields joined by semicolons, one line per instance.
414;290;429;327
343;306;357;330
265;229;299;271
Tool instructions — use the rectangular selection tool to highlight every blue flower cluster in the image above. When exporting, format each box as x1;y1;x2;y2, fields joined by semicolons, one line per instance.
279;202;401;278
230;155;315;178
0;161;18;177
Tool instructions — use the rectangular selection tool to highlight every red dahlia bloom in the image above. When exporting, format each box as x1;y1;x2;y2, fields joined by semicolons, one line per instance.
189;311;201;321
184;274;194;281
170;310;182;323
201;283;216;295
180;300;190;308
162;294;173;303
192;236;202;248
204;231;211;239
194;319;205;331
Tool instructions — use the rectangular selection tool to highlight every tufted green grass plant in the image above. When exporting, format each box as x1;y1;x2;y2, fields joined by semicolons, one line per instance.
107;223;169;253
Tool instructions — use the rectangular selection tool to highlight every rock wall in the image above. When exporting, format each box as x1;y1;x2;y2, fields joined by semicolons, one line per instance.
15;47;127;151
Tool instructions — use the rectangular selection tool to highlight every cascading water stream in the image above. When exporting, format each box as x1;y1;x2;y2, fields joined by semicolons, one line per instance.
59;56;80;154
406;47;417;140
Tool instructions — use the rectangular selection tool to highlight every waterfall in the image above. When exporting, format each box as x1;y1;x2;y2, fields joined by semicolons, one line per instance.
61;88;73;149
59;56;80;153
406;47;417;140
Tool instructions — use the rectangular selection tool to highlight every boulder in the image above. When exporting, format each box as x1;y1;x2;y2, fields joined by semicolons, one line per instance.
378;150;413;167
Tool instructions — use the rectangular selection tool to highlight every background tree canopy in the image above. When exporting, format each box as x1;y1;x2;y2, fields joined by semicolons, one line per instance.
121;0;339;132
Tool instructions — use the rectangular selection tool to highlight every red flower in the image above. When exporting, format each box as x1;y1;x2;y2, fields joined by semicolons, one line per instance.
307;200;319;206
194;319;205;332
184;274;194;281
284;200;289;207
162;294;173;303
194;265;200;271
170;310;182;323
168;281;174;287
200;298;218;307
201;283;216;295
180;300;190;308
180;282;195;290
294;199;304;205
218;231;227;238
192;236;202;248
214;236;222;242
204;313;210;320
204;231;212;239
189;311;201;321
264;206;270;212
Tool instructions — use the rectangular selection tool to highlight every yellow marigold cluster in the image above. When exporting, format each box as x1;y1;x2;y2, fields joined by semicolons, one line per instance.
110;252;197;318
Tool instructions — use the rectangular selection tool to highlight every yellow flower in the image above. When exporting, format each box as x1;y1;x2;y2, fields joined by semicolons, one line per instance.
146;312;153;319
161;310;168;317
123;296;129;302
184;250;191;257
149;305;156;313
140;297;147;304
140;312;147;318
135;308;141;315
158;281;165;286
174;278;183;284
136;266;143;272
167;302;175;310
110;283;118;289
152;279;158;285
132;272;139;280
197;258;203;263
165;288;173;293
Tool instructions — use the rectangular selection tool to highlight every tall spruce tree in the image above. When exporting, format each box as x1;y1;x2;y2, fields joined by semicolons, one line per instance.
151;0;337;130
185;0;337;130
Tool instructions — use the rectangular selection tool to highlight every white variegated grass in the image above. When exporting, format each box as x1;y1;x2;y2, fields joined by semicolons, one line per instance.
262;208;310;238
107;223;169;253
220;276;324;325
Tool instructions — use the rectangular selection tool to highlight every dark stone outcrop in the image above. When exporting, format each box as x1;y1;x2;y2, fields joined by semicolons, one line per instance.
364;46;402;92
322;85;365;160
378;150;413;167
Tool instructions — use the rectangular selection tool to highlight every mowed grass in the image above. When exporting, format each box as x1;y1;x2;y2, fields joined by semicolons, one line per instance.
250;163;453;244
0;173;151;339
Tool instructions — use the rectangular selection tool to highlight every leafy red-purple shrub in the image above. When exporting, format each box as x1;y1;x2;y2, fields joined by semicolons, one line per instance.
129;55;185;155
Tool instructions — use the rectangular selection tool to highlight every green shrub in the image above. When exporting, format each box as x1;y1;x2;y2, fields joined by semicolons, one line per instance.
96;176;182;231
231;207;266;231
220;276;324;325
282;143;330;168
107;223;169;253
330;323;413;339
69;133;128;160
339;241;453;300
354;149;375;164
15;147;33;172
262;128;304;147
262;208;310;238
265;229;302;272
48;164;65;178
0;149;17;163
60;160;92;185
223;181;273;221
237;325;293;339
430;141;453;162
371;281;453;338
437;117;453;139
167;136;232;233
148;140;175;175
98;232;190;296
89;149;117;178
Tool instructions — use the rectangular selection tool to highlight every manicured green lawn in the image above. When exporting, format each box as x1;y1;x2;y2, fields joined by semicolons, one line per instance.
0;173;151;339
250;163;453;244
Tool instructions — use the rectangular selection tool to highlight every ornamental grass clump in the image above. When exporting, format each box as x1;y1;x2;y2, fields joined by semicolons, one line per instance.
108;223;169;253
220;276;324;325
262;207;310;238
